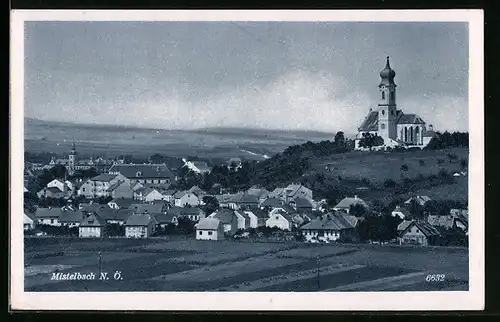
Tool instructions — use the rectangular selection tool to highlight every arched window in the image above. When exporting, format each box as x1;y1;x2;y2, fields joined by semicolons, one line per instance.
404;127;408;142
410;126;414;142
382;91;385;100
381;123;385;129
382;110;385;115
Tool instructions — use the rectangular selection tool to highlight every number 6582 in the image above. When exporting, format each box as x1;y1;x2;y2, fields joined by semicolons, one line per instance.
425;274;445;282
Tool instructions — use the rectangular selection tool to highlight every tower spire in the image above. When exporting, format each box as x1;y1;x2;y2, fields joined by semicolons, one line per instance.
385;56;391;69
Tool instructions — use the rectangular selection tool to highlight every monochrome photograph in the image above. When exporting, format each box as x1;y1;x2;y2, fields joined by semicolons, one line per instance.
10;10;484;311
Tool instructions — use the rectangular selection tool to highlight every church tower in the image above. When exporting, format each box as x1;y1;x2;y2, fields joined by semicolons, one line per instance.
377;56;398;143
68;142;76;175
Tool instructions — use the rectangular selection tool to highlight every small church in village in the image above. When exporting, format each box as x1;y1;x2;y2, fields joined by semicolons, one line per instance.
354;57;437;151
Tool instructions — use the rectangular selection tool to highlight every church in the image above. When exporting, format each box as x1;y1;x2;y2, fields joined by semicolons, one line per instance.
354;57;437;151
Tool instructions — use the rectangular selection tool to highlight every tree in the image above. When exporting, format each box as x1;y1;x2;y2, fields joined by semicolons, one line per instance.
334;131;345;145
202;195;219;215
349;204;369;217
177;217;196;235
358;133;384;151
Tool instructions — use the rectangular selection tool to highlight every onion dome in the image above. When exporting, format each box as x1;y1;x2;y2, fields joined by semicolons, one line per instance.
379;56;396;86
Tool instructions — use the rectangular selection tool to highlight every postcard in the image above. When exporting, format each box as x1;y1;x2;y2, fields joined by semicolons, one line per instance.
10;9;484;311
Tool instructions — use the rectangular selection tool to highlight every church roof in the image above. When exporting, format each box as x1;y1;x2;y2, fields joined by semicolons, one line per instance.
358;111;379;131
396;113;425;125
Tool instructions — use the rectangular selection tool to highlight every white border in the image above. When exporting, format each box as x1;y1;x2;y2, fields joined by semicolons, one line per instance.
10;10;484;311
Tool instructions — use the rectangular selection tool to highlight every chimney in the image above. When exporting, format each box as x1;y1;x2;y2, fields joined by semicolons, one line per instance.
354;195;358;199
396;205;400;210
429;124;434;131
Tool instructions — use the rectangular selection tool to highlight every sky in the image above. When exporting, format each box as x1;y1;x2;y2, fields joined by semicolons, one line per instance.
24;21;469;134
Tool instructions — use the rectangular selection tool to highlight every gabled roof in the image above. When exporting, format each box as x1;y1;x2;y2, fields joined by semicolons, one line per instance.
272;204;296;214
269;211;293;223
401;221;441;237
80;214;106;227
36;208;63;218
115;209;134;221
191;161;211;171
244;209;268;219
397;220;413;231
427;215;454;228
108;198;136;209
228;192;245;203
80;203;109;213
125;214;157;226
24;212;38;222
300;213;355;230
237;194;259;204
302;210;323;221
167;206;183;216
392;206;411;217
404;196;431;206
358;111;379;132
246;188;269;198
130;203;166;214
269;188;285;198
44;187;63;194
261;198;283;208
180;207;203;215
196;218;221;230
396;113;426;125
96;207;119;221
152;213;177;224
211;209;236;224
91;173;117;182
108;164;175;179
215;194;233;203
59;210;85;223
294;197;313;208
334;196;368;209
107;180;130;192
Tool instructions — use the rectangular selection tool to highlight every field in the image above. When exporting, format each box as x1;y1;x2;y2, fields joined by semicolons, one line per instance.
24;237;468;292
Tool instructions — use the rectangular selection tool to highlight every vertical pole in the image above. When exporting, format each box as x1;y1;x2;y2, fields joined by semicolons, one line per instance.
98;251;102;277
316;256;320;291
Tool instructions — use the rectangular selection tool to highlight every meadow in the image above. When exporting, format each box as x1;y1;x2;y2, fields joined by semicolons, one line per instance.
24;237;468;292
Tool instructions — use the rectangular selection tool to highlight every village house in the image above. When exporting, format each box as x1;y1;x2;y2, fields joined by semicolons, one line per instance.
269;184;313;203
125;214;158;238
243;209;268;228
79;203;109;215
397;220;413;234
130;202;168;215
24;212;38;230
291;197;314;213
333;195;369;214
260;197;284;210
234;210;252;230
208;209;238;235
450;208;468;218
398;221;441;246
95;207;120;225
215;194;233;208
269;204;297;217
300;212;359;243
391;205;411;220
35;207;63;226
427;212;468;231
245;187;270;204
235;194;260;210
37;186;66;199
107;198;137;210
143;188;166;202
107;180;134;199
58;209;86;228
196;218;225;241
227;192;245;210
108;164;176;185
152;213;178;228
46;179;71;194
110;209;134;226
77;173;128;199
179;207;205;222
79;214;107;238
266;210;293;231
174;191;201;207
182;158;212;174
404;195;432;207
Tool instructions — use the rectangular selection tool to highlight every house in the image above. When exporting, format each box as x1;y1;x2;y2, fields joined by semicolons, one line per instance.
130;203;168;215
404;195;432;207
35;207;63;226
195;218;225;241
107;180;134;199
111;209;134;225
266;210;293;231
234;210;251;230
291;213;308;227
391;205;411;220
95;207;119;225
46;179;66;193
300;212;358;242
107;198;137;210
79;214;107;238
24;212;38;230
108;164;176;185
144;188;166;202
260;197;284;209
235;194;260;210
292;197;314;213
78;173;128;198
243;209;268;228
215;194;233;208
125;214;158;238
174;191;201;207
79;203;109;215
333;195;369;213
162;189;177;203
301;210;324;222
179;207;205;222
450;208;468;218
284;184;313;202
208;209;238;235
427;213;468;231
37;187;65;199
269;205;296;217
227;192;245;210
398;221;441;246
245;187;270;204
152;213;178;228
58;209;86;227
182;158;211;174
